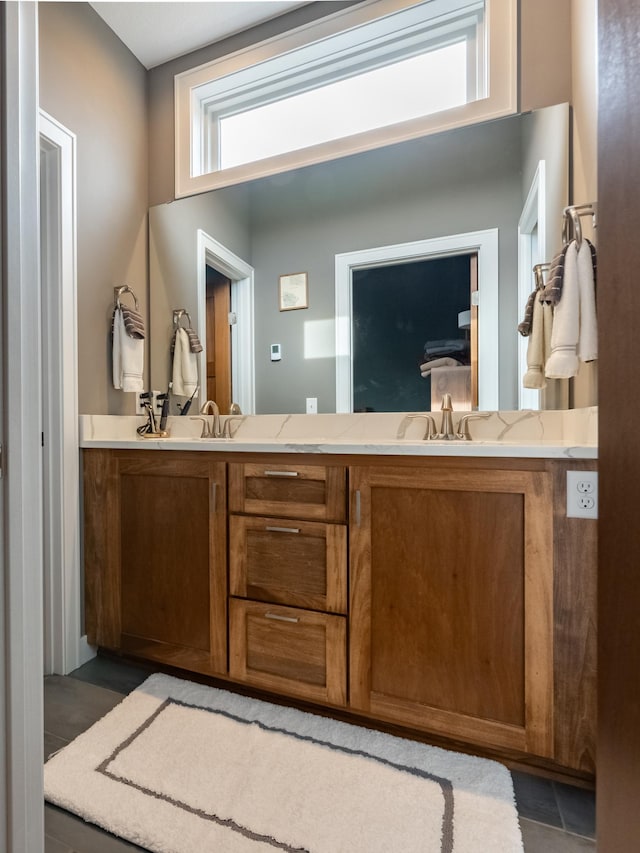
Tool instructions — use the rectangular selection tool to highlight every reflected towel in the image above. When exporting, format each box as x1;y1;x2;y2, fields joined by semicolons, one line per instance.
112;307;144;392
523;295;551;389
172;327;198;396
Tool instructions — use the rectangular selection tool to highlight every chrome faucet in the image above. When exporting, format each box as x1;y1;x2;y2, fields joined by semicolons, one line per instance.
404;413;438;440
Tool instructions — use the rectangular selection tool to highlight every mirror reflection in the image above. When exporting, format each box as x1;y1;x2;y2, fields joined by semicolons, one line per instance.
149;103;569;414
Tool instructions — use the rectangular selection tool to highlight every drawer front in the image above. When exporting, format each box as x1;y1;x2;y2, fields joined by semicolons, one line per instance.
229;515;347;613
228;463;347;522
229;599;347;705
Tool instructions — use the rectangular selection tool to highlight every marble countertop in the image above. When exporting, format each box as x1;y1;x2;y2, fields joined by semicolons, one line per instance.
79;408;598;460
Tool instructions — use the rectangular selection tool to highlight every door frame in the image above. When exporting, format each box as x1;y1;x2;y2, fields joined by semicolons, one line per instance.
517;160;546;411
2;2;45;849
196;229;255;414
39;110;90;676
335;229;500;412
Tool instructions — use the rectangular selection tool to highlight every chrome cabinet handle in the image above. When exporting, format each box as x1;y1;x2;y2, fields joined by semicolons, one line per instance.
211;482;217;510
264;612;299;623
265;526;300;534
264;470;298;477
354;489;361;526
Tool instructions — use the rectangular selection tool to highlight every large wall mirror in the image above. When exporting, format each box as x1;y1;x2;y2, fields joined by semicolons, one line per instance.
149;102;569;415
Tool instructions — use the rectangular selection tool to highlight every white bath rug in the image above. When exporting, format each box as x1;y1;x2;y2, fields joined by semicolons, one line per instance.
44;673;523;852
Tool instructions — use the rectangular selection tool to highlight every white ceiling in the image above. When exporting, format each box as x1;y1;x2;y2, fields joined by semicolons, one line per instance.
89;2;310;69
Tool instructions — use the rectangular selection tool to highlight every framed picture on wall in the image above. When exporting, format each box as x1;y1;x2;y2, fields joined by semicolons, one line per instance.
279;272;308;311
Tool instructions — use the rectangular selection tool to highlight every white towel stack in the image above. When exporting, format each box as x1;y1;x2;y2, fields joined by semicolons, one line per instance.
172;327;198;396
112;306;144;392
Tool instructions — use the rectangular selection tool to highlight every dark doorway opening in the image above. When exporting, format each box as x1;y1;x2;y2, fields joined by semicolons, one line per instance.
352;254;474;412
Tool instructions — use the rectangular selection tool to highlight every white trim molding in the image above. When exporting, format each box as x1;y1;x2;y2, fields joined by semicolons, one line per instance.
518;160;546;411
196;230;255;414
39;110;86;676
3;2;45;850
335;229;500;412
175;0;517;196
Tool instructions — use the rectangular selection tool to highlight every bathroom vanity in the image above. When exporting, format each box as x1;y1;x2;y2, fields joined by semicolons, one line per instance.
81;410;597;781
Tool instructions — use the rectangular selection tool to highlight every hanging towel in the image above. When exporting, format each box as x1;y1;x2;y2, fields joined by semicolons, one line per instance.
545;242;580;378
112;306;144;392
120;305;145;339
518;290;537;336
171;326;203;354
523;294;551;389
172;326;198;396
545;240;597;379
539;244;569;306
576;239;598;362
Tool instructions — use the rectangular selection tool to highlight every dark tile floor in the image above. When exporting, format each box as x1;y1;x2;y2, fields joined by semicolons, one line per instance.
44;656;596;852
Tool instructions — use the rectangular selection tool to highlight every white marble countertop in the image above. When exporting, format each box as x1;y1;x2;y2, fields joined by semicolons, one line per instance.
79;408;598;460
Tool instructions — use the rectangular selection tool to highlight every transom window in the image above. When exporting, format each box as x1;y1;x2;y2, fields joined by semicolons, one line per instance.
175;0;516;196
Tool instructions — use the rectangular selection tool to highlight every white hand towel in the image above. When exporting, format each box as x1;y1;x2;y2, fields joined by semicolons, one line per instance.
576;240;598;362
112;307;144;392
172;326;198;397
545;241;580;379
523;294;547;389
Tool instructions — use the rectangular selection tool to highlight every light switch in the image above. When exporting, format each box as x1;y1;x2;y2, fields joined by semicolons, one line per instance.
270;344;281;361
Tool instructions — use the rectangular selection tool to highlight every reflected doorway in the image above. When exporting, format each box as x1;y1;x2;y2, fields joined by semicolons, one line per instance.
206;265;232;412
352;254;477;412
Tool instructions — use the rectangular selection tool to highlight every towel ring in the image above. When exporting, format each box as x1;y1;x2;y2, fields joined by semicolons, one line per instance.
532;263;551;291
562;203;597;249
173;308;193;328
114;285;139;311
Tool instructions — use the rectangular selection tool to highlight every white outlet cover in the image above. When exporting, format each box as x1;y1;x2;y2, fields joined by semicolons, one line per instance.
566;471;598;519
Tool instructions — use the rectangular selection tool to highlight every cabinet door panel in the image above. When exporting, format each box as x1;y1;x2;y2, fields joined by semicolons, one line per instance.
370;485;524;726
120;473;211;650
350;465;553;757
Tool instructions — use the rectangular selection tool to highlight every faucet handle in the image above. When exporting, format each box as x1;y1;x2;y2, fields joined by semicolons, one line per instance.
405;414;437;440
456;412;490;441
190;416;211;438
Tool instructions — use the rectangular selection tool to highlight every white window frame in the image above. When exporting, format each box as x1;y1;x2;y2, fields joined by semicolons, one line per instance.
335;229;500;413
175;0;517;197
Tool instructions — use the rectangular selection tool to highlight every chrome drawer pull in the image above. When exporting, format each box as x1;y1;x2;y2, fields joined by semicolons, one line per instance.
265;526;300;534
264;470;298;477
264;612;299;624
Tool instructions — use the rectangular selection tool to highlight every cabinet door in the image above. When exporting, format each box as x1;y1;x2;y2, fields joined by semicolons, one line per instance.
349;465;554;758
229;598;347;705
84;450;227;674
229;515;347;613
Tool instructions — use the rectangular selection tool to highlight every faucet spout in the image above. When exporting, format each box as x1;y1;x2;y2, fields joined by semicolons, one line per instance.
199;400;221;437
437;393;456;439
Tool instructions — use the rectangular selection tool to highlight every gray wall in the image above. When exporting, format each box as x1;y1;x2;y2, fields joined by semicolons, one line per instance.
39;2;148;415
148;2;361;207
248;118;523;412
149;187;251;394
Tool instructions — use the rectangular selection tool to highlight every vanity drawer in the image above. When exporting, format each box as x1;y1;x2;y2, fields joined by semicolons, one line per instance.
228;463;347;522
229;515;347;613
229;598;347;706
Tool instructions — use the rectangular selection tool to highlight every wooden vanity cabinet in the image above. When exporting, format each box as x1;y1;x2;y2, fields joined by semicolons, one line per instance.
228;461;348;705
83;449;228;675
349;463;555;758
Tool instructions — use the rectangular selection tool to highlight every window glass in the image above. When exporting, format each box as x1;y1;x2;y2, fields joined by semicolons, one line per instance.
220;41;468;170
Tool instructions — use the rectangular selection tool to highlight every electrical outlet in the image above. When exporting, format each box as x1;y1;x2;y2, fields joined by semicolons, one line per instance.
306;397;318;414
567;471;598;519
137;391;153;414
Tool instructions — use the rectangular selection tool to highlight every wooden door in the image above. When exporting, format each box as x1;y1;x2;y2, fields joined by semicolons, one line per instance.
349;464;554;757
83;449;228;674
206;265;231;412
